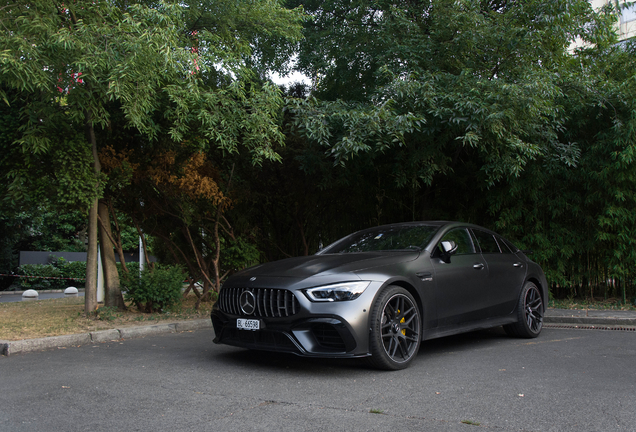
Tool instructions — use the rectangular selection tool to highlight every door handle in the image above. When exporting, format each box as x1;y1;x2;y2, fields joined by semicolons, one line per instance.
513;262;523;268
473;263;485;270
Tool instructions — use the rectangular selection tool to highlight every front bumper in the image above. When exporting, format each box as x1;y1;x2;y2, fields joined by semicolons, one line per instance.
211;283;381;358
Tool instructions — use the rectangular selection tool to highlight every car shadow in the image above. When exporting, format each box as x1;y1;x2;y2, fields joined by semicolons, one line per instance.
210;327;511;372
418;327;510;356
213;348;366;374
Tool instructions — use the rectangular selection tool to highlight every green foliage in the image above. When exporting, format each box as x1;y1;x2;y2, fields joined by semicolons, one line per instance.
256;0;636;305
117;222;141;252
52;258;87;283
2;0;635;308
16;264;62;289
94;306;122;322
12;209;87;253
486;39;636;302
0;0;305;205
16;258;86;290
0;0;305;303
290;0;612;185
221;236;260;273
117;261;140;276
121;264;186;313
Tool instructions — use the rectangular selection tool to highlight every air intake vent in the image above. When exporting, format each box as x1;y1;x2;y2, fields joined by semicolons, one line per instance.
311;323;347;351
219;287;300;318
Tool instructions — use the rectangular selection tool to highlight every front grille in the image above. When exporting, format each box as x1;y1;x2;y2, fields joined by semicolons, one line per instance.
219;287;300;318
311;323;347;351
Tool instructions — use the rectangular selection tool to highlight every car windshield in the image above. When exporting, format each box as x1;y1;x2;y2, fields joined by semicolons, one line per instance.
322;225;439;253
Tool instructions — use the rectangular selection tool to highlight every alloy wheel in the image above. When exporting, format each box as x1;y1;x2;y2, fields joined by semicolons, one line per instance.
524;285;543;333
380;293;420;363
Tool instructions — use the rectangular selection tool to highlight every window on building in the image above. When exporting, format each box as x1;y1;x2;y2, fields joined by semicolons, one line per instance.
621;2;636;23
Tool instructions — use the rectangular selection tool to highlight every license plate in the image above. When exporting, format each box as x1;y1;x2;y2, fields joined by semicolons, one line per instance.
237;318;260;330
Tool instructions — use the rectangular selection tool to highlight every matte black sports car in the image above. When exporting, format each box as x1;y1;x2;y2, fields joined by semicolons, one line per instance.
211;221;547;370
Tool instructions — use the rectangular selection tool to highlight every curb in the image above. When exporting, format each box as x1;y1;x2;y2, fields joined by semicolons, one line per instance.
3;313;635;357
0;318;212;356
544;316;636;327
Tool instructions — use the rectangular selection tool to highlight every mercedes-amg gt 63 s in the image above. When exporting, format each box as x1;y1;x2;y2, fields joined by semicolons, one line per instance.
211;221;547;370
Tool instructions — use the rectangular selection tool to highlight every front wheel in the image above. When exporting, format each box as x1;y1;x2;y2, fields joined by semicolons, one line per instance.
367;286;421;370
504;281;544;338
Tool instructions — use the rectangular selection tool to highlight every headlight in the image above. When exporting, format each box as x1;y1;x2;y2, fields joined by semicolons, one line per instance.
304;281;370;302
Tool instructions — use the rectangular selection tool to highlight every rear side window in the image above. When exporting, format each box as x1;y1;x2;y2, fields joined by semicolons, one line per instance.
495;236;515;253
473;230;501;254
501;237;520;253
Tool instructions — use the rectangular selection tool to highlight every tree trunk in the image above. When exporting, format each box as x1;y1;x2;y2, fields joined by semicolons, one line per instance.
85;197;99;314
108;199;129;274
98;200;126;310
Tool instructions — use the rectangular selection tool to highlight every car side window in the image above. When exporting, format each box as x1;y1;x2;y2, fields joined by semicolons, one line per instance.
439;228;476;255
501;237;520;253
473;230;501;254
495;236;514;254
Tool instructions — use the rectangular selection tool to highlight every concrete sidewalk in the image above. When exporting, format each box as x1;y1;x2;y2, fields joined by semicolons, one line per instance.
544;308;636;327
2;308;635;357
0;319;212;356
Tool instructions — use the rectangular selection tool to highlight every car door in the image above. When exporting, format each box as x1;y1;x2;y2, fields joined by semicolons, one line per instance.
431;227;491;327
471;229;527;317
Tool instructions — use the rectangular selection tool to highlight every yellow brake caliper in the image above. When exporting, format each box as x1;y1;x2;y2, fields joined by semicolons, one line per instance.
398;310;406;335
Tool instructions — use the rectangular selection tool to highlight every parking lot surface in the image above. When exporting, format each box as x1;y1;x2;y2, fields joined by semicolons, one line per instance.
1;326;634;431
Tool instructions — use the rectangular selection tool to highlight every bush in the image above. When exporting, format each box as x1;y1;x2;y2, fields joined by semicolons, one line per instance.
53;258;86;285
16;264;63;289
117;261;139;275
121;264;185;313
16;257;87;290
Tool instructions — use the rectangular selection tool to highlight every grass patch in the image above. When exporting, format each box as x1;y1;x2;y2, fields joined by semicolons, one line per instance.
369;409;384;414
548;297;636;311
2;293;634;342
0;294;215;341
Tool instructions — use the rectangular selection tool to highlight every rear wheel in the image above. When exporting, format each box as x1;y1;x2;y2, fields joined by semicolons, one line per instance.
504;281;544;338
367;286;421;370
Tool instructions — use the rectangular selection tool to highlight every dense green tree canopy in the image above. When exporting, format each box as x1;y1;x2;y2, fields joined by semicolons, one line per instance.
0;0;304;309
263;0;635;303
289;0;618;183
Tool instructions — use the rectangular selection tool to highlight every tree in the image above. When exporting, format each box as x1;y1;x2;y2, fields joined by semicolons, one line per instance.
489;37;636;302
251;0;635;306
0;1;304;311
289;0;617;188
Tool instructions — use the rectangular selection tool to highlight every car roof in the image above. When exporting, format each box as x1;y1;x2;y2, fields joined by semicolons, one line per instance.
364;221;483;230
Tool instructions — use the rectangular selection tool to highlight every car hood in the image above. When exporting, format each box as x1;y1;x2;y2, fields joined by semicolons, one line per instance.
229;251;418;285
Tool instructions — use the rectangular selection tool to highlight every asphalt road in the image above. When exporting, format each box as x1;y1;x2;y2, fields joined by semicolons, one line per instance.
0;291;84;303
1;326;634;432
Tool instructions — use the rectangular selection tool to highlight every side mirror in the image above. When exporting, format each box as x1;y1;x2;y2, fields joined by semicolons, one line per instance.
434;240;458;264
441;240;458;255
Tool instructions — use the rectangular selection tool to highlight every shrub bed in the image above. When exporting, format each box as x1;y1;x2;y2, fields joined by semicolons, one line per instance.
16;257;86;290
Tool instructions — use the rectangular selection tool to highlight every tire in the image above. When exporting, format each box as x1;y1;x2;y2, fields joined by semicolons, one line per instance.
504;281;544;338
367;285;421;370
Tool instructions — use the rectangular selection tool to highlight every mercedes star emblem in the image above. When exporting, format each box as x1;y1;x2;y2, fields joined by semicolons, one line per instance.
239;291;256;315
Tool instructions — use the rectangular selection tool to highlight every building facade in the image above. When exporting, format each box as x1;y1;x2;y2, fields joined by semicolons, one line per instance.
592;0;636;41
